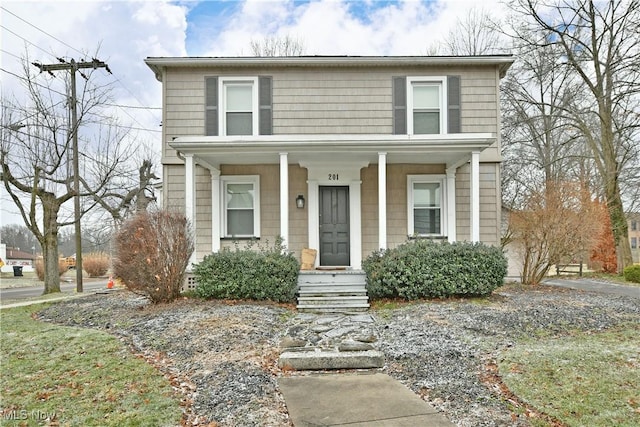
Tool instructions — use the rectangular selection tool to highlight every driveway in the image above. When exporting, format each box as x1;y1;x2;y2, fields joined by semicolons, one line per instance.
544;277;640;298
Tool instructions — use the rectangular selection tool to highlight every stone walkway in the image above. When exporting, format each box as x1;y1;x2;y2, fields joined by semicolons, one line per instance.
278;311;385;370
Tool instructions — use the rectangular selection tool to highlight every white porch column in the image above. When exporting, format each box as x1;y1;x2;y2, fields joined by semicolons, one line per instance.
184;154;197;264
378;152;387;250
470;151;480;242
210;167;221;253
349;180;363;269
279;153;289;248
446;166;457;242
307;180;319;267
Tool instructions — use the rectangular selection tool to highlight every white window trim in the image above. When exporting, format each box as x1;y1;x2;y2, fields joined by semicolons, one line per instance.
406;76;447;136
221;175;260;238
407;174;447;237
219;76;259;136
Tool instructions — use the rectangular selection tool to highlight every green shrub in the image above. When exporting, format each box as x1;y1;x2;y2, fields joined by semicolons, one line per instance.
193;238;299;302
363;239;507;300
623;264;640;283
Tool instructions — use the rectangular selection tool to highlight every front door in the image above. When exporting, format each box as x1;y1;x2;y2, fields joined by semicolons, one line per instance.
319;186;350;266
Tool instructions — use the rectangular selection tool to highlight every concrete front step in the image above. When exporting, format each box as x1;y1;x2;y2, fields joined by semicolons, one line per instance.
279;350;384;370
298;287;367;295
297;304;370;312
298;295;369;304
297;271;370;311
298;272;367;285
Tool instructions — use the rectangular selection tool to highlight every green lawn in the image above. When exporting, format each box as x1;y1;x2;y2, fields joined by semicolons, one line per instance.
499;324;640;427
0;304;182;426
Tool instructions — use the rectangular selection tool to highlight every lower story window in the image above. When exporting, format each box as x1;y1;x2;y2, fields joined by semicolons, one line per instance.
222;175;260;237
408;175;445;236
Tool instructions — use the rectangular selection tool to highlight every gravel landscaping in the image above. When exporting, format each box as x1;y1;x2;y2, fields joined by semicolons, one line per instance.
37;284;640;426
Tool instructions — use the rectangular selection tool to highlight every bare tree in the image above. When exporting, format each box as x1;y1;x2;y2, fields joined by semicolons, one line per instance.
439;7;506;55
0;55;134;293
501;25;584;208
250;34;306;57
507;0;640;269
90;159;158;225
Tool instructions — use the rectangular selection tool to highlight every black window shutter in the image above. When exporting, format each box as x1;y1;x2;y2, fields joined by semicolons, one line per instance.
205;77;218;136
392;76;407;134
259;76;272;135
447;75;461;133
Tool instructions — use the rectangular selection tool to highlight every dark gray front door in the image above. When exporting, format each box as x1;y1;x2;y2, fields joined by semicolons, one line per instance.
319;186;350;266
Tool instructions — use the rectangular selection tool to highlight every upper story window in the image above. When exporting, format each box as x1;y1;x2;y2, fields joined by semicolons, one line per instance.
393;75;460;135
221;78;258;136
632;220;637;231
205;76;272;137
407;77;446;135
407;175;446;236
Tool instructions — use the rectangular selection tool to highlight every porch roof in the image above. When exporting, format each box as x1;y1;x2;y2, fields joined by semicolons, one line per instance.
169;133;496;169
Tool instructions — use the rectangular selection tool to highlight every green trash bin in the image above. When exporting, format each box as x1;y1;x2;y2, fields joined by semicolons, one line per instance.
13;266;23;277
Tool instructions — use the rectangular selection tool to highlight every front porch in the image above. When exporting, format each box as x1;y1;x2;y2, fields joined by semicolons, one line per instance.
171;133;495;270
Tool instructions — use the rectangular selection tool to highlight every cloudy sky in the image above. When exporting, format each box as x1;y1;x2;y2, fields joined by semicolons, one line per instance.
0;0;509;226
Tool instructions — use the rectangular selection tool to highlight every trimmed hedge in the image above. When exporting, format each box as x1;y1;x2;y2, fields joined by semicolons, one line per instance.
623;264;640;284
194;239;299;302
363;239;507;300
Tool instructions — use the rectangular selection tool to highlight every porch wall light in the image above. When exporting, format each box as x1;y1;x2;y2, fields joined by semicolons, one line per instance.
296;194;305;209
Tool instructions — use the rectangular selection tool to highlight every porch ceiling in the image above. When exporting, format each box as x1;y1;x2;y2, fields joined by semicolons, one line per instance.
169;133;496;169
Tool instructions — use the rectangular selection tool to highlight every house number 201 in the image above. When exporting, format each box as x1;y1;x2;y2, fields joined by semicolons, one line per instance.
328;173;339;180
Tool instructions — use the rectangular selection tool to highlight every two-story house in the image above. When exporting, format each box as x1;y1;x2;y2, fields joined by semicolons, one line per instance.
145;56;513;273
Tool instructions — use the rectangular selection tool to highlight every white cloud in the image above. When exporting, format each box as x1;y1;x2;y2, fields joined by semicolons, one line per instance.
191;0;509;57
0;0;510;226
0;0;189;225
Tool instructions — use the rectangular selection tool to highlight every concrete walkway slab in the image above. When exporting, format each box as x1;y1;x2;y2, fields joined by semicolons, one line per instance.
279;350;384;370
279;373;454;426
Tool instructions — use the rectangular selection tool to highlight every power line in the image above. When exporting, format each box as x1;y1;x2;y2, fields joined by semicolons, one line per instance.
103;102;161;110
0;67;67;97
0;48;22;60
1;8;162;126
0;24;55;59
0;6;88;59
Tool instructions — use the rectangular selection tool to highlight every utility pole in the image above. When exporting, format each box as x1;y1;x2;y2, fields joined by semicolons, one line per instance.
32;58;111;293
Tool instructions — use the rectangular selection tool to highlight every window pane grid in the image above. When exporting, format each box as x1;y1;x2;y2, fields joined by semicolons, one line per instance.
224;82;253;136
412;181;442;235
225;182;256;236
410;80;443;135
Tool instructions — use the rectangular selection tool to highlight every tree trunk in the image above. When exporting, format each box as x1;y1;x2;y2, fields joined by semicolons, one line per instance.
605;183;633;271
41;199;61;294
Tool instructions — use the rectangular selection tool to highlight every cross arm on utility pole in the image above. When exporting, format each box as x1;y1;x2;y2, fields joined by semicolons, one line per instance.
32;58;112;74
